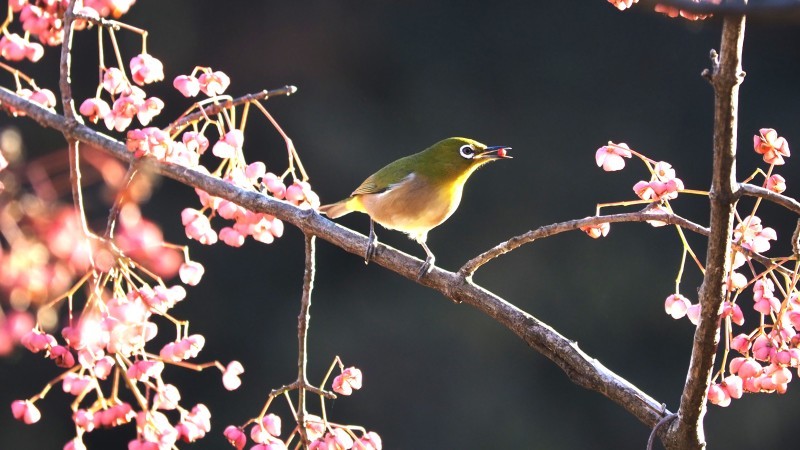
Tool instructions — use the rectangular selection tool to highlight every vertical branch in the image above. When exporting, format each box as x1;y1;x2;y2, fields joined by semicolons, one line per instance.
297;233;316;444
59;0;92;238
667;9;747;450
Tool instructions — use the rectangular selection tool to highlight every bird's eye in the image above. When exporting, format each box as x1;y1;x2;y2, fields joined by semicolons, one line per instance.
459;144;475;159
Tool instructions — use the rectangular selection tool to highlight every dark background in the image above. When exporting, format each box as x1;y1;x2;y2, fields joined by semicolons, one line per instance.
3;1;800;448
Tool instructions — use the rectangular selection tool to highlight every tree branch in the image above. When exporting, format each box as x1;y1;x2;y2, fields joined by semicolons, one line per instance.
296;234;315;445
669;10;746;450
165;86;297;133
0;86;672;433
739;183;800;216
459;208;709;277
641;0;799;14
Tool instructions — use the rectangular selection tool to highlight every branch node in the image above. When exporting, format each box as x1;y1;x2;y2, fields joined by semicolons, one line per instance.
703;49;720;82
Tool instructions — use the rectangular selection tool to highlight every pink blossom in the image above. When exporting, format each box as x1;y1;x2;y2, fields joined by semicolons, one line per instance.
126;360;164;381
182;131;210;154
246;161;267;181
754;128;790;165
182;208;218;245
707;383;731;407
222;360;244;390
28;88;57;110
212;129;245;159
607;0;638;10
173;75;200;97
62;373;93;396
580;222;609;239
79;98;111;124
633;178;684;202
355;432;382;450
11;399;41;424
722;375;743;399
752;336;776;362
263;173;287;199
21;329;56;353
664;294;691;319
136;97;164;126
130;53;164;86
721;302;744;326
50;344;76;367
126;127;173;159
155;383;181;410
332;367;363;396
179;261;205;286
262;413;281;437
595;142;631;171
73;409;95;432
224;425;247;450
178;404;211;442
304;415;326;441
105;94;140;132
219;226;246;247
102;67;129;95
0;33;28;61
654;3;711;20
765;174;786;193
733;216;776;253
198;70;231;96
64;437;87;450
730;333;750;354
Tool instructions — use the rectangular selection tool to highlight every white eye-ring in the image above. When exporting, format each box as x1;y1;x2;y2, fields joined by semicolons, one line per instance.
459;144;475;159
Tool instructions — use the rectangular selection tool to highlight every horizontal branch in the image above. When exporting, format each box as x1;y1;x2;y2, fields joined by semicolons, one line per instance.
460;209;708;276
165;86;297;133
739;183;800;216
0;87;671;429
641;0;800;14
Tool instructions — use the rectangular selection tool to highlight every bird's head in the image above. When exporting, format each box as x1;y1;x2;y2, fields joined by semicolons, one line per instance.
419;137;512;181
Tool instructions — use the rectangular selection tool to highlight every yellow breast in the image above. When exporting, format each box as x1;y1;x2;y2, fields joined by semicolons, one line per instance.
350;173;463;241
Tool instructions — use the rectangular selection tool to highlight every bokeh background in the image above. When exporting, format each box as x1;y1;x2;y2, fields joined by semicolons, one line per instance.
3;0;800;448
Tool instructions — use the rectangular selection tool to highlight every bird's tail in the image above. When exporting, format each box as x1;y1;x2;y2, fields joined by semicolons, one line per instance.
318;198;353;219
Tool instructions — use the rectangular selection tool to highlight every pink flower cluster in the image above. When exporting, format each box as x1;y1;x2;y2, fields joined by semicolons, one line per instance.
224;413;381;450
0;33;44;62
5;87;57;116
225;364;378;450
181;165;320;248
173;68;231;98
633;161;684;202
9;248;241;448
79;60;165;132
7;0;136;49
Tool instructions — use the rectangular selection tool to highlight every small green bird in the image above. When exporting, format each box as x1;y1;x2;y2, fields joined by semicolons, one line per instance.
319;137;511;277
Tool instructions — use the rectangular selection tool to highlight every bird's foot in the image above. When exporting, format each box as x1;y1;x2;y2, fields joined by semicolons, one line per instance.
416;255;435;280
364;233;377;264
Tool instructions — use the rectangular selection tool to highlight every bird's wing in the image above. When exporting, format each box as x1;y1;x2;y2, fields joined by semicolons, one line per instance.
350;162;415;196
350;175;386;196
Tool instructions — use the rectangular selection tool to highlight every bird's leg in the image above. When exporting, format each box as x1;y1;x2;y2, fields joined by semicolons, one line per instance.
365;218;377;264
416;241;436;279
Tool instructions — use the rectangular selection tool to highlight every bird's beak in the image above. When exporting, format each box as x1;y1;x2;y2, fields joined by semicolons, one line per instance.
477;146;512;159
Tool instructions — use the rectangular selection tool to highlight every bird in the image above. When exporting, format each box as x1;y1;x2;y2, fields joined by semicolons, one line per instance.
319;137;511;278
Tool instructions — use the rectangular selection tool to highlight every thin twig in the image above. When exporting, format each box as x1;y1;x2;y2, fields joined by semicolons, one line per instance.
104;164;138;239
640;0;800;13
459;208;708;277
738;183;800;216
297;233;316;445
165;86;298;133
